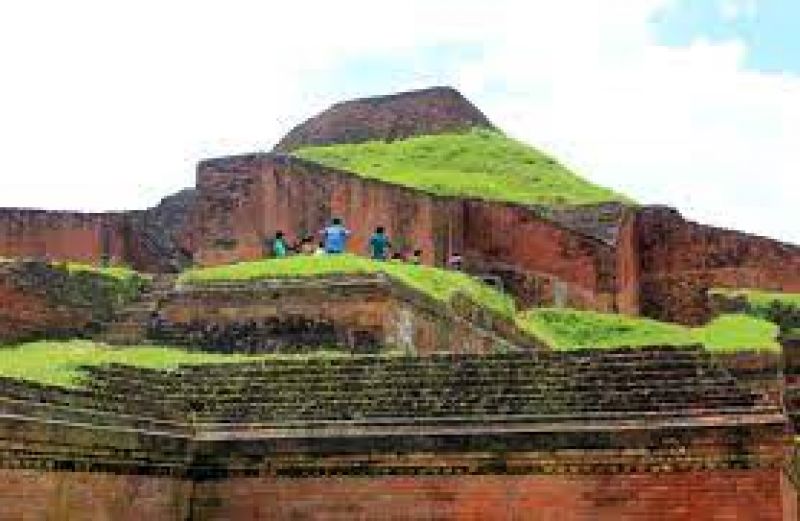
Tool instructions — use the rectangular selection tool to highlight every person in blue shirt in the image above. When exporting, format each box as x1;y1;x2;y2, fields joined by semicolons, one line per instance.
320;217;351;254
369;226;392;261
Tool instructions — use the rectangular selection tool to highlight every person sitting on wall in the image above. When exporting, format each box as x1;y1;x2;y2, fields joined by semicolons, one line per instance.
369;226;392;261
320;217;351;254
409;249;423;265
447;252;463;271
272;231;289;258
299;235;316;255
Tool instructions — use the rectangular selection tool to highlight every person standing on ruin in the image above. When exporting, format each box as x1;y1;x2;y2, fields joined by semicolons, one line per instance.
320;217;351;254
272;231;289;258
369;226;392;261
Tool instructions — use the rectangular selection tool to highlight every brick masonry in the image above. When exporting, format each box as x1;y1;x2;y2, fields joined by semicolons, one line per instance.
0;346;793;519
0;468;791;521
1;159;798;324
634;206;800;325
273;86;496;153
190;154;623;312
156;275;537;355
0;259;140;343
192;470;794;521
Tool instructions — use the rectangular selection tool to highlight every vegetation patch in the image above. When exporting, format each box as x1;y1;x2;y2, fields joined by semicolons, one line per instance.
179;254;516;318
293;129;633;206
517;309;780;353
62;262;149;303
710;287;800;310
0;340;388;388
710;287;800;333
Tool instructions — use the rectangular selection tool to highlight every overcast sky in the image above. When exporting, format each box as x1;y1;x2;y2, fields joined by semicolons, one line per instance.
0;0;797;244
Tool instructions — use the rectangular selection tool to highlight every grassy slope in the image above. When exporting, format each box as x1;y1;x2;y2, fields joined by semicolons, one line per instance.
179;254;516;318
0;340;378;387
293;129;632;206
517;309;780;353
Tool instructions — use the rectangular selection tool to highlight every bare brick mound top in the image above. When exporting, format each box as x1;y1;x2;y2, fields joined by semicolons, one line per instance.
273;86;496;152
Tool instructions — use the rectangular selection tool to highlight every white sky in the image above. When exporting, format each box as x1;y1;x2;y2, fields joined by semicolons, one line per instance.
0;0;797;244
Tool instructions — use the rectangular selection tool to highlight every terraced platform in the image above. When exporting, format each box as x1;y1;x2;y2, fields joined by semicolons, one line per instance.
0;346;787;479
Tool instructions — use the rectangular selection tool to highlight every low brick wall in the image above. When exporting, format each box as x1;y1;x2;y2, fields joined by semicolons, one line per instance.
192;470;793;521
0;470;191;521
0;468;791;521
0;260;142;343
157;275;536;355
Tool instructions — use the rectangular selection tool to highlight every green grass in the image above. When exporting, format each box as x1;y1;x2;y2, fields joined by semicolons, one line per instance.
0;340;383;388
709;287;800;310
64;262;146;282
179;254;516;318
293;129;632;206
516;309;780;353
693;314;779;352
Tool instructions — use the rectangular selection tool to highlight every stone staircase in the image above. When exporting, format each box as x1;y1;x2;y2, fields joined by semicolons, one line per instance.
0;347;784;476
94;274;176;345
71;347;767;425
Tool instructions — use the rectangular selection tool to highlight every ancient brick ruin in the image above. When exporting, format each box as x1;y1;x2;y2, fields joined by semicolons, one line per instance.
0;87;798;519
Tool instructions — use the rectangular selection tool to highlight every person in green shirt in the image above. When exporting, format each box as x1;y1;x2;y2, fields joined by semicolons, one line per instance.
272;231;289;258
369;226;392;261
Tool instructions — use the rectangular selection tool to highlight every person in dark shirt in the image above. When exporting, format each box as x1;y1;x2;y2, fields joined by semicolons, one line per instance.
369;226;392;261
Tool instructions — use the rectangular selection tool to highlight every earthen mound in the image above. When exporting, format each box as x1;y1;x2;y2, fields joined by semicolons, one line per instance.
273;86;496;152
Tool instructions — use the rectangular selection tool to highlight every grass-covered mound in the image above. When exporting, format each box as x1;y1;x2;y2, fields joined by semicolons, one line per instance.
517;309;779;353
0;340;373;388
293;129;632;206
179;254;516;318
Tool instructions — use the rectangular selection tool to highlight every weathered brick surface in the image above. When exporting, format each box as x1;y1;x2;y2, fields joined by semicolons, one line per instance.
0;260;140;343
0;468;791;520
635;206;800;325
462;200;618;310
0;470;191;521
273;86;496;153
190;155;619;311
156;276;532;355
0;192;195;273
0;346;792;519
0;209;126;264
192;470;792;521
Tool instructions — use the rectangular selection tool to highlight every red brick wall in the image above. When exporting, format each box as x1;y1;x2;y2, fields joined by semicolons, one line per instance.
192;156;616;311
192;156;471;268
0;468;791;520
636;206;800;324
462;201;617;310
159;279;527;355
0;209;127;264
0;470;190;521
615;209;640;315
0;283;91;342
192;469;792;520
